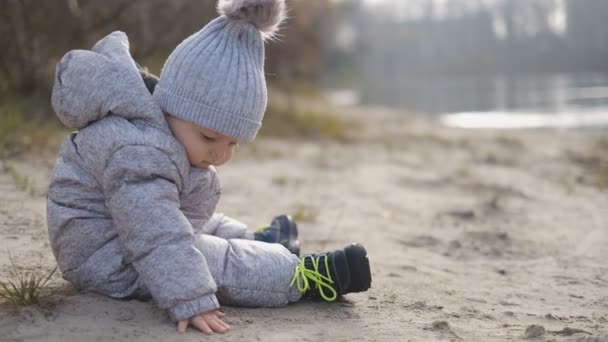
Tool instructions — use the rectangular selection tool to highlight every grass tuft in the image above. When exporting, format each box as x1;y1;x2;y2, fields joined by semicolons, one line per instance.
272;176;288;186
594;162;608;189
1;163;38;195
292;204;318;223
566;143;608;190
0;254;58;306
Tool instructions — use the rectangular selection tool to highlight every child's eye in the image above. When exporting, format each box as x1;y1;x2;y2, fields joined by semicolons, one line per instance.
201;133;215;142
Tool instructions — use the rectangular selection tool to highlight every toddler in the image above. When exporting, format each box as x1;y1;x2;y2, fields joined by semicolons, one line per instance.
47;0;371;334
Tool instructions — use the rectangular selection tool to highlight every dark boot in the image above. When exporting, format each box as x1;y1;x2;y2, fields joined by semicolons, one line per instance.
290;243;371;301
254;215;300;256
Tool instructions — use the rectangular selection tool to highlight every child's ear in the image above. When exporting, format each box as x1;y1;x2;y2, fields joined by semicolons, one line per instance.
135;62;159;94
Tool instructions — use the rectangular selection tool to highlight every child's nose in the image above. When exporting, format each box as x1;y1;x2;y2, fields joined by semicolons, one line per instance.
211;148;227;164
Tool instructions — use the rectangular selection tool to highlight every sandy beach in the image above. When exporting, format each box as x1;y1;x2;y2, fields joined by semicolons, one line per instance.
0;106;607;341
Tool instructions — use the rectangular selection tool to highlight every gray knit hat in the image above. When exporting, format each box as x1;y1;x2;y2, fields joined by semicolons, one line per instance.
153;0;285;142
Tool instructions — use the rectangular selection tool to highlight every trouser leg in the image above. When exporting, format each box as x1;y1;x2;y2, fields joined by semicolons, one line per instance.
193;234;301;307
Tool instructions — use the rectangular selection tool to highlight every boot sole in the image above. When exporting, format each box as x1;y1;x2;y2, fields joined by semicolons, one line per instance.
277;215;300;256
344;243;372;293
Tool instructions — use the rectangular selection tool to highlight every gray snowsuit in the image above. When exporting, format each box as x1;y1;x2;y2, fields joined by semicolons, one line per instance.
46;32;300;322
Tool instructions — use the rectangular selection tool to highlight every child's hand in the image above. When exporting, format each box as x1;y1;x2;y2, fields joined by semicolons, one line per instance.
176;310;230;334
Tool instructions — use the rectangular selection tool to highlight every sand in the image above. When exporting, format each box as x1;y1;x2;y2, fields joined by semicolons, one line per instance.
0;107;607;341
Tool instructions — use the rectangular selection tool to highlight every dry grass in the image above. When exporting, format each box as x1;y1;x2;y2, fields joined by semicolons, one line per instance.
455;167;472;179
272;176;288;186
291;204;318;223
0;255;58;307
0;112;64;158
585;138;608;189
1;163;38;196
260;103;355;142
593;162;608;189
565;140;608;189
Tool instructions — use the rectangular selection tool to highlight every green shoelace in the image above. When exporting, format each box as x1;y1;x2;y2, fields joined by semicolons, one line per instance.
290;255;338;301
255;224;271;233
255;225;272;233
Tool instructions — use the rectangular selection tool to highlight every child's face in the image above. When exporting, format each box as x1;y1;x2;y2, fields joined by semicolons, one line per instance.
165;114;238;169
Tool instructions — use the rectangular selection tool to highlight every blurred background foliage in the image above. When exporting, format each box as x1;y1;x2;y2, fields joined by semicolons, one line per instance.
0;0;334;98
0;0;347;154
1;0;608;154
3;0;608;106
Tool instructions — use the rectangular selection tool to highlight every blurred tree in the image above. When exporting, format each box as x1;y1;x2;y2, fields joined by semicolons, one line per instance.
565;0;608;71
0;0;74;93
265;0;332;84
0;0;332;97
322;0;608;82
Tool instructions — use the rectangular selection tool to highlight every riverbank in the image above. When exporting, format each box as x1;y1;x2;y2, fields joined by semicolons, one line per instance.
0;105;607;341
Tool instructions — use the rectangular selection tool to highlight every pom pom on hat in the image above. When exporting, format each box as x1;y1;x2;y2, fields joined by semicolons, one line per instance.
217;0;286;39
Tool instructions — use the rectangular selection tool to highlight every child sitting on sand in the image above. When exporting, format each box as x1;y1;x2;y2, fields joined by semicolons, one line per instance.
46;0;371;334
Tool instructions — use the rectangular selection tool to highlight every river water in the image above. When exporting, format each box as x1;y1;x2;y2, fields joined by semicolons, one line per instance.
331;72;608;129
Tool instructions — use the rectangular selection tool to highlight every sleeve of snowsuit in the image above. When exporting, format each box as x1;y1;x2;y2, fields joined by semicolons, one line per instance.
202;213;253;239
102;144;220;321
